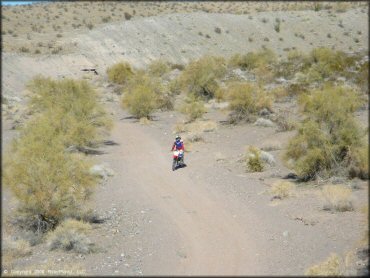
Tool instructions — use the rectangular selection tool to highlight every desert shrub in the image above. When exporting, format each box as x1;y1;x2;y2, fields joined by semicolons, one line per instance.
214;27;221;34
347;143;369;179
3;115;96;230
180;95;206;122
122;76;157;119
27;76;111;147
227;82;273;122
168;78;182;95
274;50;312;79
309;47;356;78
46;219;94;254
354;60;368;93
270;181;295;199
19;46;30;53
228;48;276;70
285;85;365;180
246;146;264;172
274;18;280;32
275;111;296;131
305;253;343;275
124;12;132;20
178;55;227;99
322;184;353;212
147;59;170;77
106;61;134;85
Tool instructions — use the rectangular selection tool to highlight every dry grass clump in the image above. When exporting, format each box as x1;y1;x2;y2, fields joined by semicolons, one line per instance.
321;184;353;212
3;237;32;258
274;111;296;132
2;238;32;271
305;253;343;275
227;82;273;123
270;181;295;199
246;146;264;172
284;85;366;180
46;219;93;254
106;61;134;85
178;55;227;100
180;95;206;122
186;120;218;133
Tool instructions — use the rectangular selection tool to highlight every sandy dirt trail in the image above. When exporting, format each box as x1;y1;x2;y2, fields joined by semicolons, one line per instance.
96;117;262;275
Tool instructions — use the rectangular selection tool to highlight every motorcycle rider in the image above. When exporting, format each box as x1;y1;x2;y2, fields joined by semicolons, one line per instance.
171;135;185;163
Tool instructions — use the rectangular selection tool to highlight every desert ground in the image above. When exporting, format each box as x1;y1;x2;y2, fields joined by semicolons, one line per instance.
1;1;369;276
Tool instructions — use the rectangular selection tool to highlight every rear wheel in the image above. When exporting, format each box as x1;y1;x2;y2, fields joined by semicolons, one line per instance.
172;159;177;171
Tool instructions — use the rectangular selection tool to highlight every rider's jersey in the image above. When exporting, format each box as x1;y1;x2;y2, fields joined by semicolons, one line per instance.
172;140;184;151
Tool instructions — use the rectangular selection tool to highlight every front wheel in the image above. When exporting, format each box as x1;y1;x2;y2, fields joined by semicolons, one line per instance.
172;159;177;171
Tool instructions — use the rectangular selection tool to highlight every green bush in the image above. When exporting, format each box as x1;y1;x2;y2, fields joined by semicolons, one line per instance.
3;115;96;230
106;61;134;85
227;82;273;122
285;85;366;180
27;76;111;147
178;55;227;99
180;95;206;122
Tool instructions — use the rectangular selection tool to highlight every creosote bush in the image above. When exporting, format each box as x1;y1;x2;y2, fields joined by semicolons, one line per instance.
122;72;174;118
122;75;158;119
180;95;206;122
3;76;109;235
178;55;227;99
284;85;366;180
4;115;97;229
106;61;134;85
27;76;111;148
147;59;170;77
228;48;276;70
227;82;273;122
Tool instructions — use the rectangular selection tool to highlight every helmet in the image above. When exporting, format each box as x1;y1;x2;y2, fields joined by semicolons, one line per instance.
175;135;181;141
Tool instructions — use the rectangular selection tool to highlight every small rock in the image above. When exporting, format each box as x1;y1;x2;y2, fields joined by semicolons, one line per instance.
254;118;274;127
283;231;289;237
260;151;275;166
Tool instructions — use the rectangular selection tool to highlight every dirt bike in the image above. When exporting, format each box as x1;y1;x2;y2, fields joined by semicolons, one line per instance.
172;149;184;171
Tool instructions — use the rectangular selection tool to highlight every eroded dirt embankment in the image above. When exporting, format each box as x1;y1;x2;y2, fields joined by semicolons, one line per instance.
2;8;368;96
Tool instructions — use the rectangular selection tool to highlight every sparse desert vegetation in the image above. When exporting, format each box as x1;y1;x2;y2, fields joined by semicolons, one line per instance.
2;1;368;276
